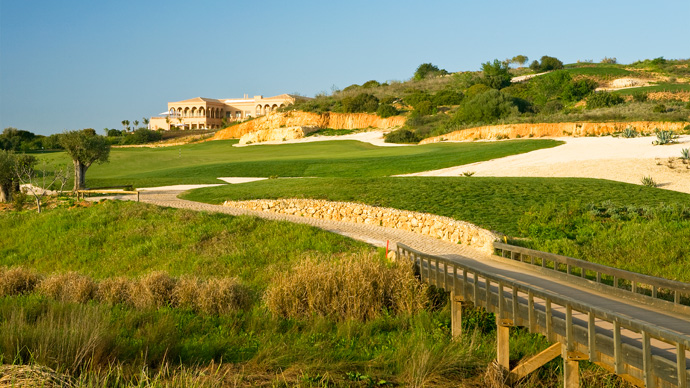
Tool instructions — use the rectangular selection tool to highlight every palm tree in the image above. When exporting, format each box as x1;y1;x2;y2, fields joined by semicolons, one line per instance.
142;117;150;127
121;120;128;132
133;120;139;130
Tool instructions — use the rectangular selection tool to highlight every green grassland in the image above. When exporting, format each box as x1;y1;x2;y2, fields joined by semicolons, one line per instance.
181;176;690;236
36;138;561;188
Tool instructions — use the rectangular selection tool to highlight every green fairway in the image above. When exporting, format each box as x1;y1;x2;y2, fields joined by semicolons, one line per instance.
562;66;633;77
181;176;690;237
37;138;561;188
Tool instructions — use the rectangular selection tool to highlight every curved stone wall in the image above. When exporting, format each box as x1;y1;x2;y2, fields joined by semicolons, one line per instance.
222;199;501;253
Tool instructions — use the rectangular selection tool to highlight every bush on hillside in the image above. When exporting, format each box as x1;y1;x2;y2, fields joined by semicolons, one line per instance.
432;89;464;106
120;128;163;145
414;63;449;80
479;59;512;89
376;103;399;118
384;129;422;144
361;80;381;88
530;56;564;72
586;91;624;109
264;254;428;321
464;83;492;99
561;78;598;103
342;93;379;113
454;89;518;123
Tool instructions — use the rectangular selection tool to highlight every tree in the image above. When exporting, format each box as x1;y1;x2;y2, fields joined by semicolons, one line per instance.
342;93;379;113
536;56;564;71
14;160;69;213
479;59;512;89
121;120;129;132
59;129;111;190
0;150;35;203
413;63;449;81
142;117;150;127
511;55;528;67
133;120;139;130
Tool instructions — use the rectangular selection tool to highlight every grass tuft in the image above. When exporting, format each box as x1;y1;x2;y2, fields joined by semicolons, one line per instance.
0;267;42;296
38;272;96;303
265;253;428;321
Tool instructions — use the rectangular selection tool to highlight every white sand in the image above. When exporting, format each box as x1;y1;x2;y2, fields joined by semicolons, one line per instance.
137;184;225;191
217;177;268;184
403;135;690;194
235;130;410;147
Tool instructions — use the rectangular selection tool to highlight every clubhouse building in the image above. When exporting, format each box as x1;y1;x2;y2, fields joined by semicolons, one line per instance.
149;94;307;130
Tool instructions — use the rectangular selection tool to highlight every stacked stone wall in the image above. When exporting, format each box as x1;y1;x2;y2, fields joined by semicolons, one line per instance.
223;199;501;253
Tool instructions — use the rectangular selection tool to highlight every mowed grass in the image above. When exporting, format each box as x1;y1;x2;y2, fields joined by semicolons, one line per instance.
563;66;633;78
181;176;690;236
0;201;371;288
36;138;561;188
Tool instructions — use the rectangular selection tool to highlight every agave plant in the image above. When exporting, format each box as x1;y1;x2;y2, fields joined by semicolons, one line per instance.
621;126;638;138
652;129;678;145
640;176;658;187
681;148;690;160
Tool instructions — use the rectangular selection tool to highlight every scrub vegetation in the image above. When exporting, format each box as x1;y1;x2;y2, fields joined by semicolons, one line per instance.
287;57;690;143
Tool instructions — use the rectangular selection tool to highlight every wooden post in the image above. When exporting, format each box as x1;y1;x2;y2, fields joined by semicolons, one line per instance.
450;291;465;339
562;342;580;387
497;318;511;371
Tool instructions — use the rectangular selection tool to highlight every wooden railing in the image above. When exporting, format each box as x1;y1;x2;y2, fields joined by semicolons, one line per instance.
494;242;690;314
397;242;690;387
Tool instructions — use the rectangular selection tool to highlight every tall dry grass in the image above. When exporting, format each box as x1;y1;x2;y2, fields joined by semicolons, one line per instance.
0;266;42;296
264;253;428;321
0;267;251;315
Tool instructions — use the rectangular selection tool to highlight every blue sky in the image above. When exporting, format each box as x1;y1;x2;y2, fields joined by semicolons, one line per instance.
1;0;688;135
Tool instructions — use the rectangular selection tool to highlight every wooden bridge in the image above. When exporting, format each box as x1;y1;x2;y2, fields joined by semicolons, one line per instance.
396;242;690;388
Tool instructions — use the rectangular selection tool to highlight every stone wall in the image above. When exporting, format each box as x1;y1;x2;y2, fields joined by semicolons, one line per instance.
420;121;690;144
222;199;501;253
212;111;406;140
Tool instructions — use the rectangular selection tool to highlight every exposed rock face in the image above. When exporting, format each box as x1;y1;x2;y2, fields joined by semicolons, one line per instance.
212;111;406;140
239;126;318;145
222;198;501;254
420;121;690;144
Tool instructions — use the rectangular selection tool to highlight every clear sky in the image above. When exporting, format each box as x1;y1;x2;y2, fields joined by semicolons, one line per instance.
1;0;688;136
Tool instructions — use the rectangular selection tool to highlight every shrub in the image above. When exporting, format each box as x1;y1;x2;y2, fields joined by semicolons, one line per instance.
414;63;448;80
264;254;428;321
432;89;463;106
454;89;518;123
376;104;398;118
464;83;491;99
0;267;42;296
384;129;421;144
342;93;379;113
538;56;564;71
361;80;380;88
600;57;617;64
530;56;564;72
652;104;667;113
652;129;678;145
586;92;624;109
412;100;436;117
633;92;648;102
12;189;28;211
120;128;162;145
479;59;512;89
561;78;597;103
640;176;658;187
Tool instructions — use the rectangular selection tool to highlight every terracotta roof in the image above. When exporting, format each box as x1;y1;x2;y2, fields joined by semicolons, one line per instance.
172;97;223;104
